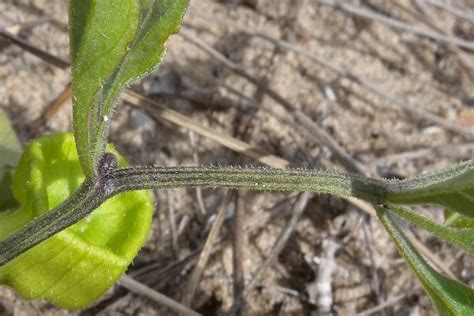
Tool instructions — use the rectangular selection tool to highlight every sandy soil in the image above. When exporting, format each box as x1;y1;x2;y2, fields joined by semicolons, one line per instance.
0;0;473;315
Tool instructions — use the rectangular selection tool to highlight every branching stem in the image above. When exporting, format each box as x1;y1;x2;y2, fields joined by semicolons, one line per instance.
1;158;472;266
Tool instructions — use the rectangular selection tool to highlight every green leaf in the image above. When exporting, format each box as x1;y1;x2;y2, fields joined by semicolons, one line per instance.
444;209;474;228
376;205;474;315
0;111;22;211
69;0;188;177
385;160;474;218
0;133;153;309
388;204;474;255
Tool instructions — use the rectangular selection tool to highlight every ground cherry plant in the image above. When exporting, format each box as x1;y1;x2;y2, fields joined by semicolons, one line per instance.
0;0;473;314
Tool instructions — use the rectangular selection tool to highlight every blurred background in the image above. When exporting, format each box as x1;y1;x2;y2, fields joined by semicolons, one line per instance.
1;0;473;315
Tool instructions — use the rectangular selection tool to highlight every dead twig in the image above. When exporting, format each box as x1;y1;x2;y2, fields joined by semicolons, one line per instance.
227;192;313;314
378;142;474;164
426;0;474;24
356;294;407;316
393;1;474;81
179;28;368;174
246;192;312;291
166;189;179;258
362;221;385;315
119;275;201;316
311;238;340;312
232;193;246;316
318;0;474;50
260;31;474;140
0;28;69;69
181;191;232;308
404;228;455;279
32;83;72;135
187;12;474;140
123;90;289;168
132;196;297;289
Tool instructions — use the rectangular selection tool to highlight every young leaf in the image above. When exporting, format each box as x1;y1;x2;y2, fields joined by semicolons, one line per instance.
388;204;474;255
69;0;188;177
376;205;474;315
444;209;474;228
0;133;153;309
385;160;474;218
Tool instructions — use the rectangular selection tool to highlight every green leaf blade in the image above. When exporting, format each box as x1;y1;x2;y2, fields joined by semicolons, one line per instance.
376;205;474;315
115;0;188;85
69;0;188;177
385;160;474;218
0;133;154;309
389;204;474;255
444;210;474;228
70;0;140;177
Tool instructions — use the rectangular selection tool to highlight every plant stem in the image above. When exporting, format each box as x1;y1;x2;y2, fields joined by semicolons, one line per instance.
5;160;470;267
109;166;387;202
0;179;103;266
0;165;387;267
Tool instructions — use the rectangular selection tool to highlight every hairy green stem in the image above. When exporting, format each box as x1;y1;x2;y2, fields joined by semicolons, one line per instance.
1;160;470;267
108;166;388;202
0;179;103;266
0;166;386;266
